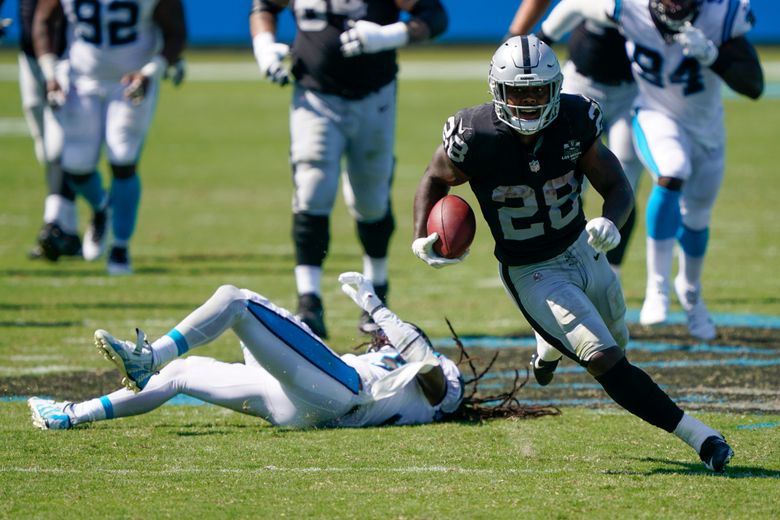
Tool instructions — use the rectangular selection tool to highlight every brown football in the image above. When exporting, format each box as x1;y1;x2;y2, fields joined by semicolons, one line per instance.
426;195;476;259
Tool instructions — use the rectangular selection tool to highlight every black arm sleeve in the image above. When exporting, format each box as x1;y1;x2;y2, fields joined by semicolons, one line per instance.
410;0;448;39
710;36;764;100
251;0;284;16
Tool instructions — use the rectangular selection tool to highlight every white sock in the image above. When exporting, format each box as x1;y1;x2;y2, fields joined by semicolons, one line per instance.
678;251;705;291
646;237;675;294
673;413;721;453
43;194;78;234
151;334;180;368
362;255;388;285
69;397;109;425
295;265;322;295
535;334;562;362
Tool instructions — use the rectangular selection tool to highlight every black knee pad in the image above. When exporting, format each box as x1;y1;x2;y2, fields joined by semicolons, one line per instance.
607;207;636;266
357;208;395;259
293;213;330;266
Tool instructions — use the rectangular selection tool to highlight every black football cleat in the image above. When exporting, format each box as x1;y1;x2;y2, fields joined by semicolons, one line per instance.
530;353;560;386
699;435;734;473
36;223;82;261
296;293;328;339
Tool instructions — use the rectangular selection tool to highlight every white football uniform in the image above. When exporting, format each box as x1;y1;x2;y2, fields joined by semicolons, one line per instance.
609;0;754;148
57;0;162;172
86;285;463;429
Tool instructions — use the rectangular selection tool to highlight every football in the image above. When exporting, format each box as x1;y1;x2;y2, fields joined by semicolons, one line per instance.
426;195;476;259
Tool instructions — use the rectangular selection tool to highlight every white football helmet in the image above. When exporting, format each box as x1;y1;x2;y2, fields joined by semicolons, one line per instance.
489;35;563;135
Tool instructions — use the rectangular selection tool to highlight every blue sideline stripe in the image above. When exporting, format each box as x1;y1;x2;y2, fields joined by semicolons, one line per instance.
632;113;661;177
737;422;780;430
722;0;740;44
100;396;114;419
245;300;360;395
168;329;189;356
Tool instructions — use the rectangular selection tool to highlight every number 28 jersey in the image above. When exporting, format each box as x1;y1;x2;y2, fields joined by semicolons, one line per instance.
442;95;603;266
62;0;161;81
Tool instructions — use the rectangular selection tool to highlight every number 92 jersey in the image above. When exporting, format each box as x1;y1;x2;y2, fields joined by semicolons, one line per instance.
62;0;162;81
442;94;603;266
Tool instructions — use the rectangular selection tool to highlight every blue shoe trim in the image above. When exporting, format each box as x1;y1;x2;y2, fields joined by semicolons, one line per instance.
246;300;360;395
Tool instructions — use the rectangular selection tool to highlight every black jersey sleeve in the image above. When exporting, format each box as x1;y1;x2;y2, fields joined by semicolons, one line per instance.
440;103;496;178
559;94;604;152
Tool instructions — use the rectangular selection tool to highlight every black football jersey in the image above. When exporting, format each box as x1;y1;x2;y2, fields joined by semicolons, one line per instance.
290;0;400;99
441;94;603;265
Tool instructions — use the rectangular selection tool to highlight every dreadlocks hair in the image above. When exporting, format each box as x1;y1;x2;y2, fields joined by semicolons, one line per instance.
442;318;561;423
355;319;560;422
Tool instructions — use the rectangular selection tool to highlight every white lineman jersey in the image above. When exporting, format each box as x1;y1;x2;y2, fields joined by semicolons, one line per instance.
607;0;754;146
62;0;161;81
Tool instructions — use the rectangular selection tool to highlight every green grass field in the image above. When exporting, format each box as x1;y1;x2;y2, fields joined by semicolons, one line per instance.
1;47;780;518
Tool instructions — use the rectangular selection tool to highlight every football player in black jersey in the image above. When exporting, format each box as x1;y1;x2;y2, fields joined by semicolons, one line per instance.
411;36;733;473
6;0;84;261
509;0;643;275
249;0;447;339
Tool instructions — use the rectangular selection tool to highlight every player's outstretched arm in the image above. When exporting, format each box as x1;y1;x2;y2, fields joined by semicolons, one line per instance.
339;0;447;57
538;0;614;43
710;36;764;100
338;272;447;406
508;0;553;37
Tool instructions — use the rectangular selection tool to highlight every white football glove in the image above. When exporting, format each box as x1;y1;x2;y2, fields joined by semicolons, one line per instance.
164;58;186;87
338;272;384;314
339;20;409;58
252;33;290;86
412;232;468;269
674;23;718;66
585;217;621;254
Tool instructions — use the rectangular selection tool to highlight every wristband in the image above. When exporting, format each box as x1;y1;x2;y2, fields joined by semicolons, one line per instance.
38;53;57;82
140;55;168;79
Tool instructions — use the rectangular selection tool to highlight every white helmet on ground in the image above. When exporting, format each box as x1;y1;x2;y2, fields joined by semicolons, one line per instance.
489;35;563;135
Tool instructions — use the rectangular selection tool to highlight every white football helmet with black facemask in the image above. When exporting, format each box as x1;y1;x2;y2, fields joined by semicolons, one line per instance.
489;35;563;135
650;0;703;32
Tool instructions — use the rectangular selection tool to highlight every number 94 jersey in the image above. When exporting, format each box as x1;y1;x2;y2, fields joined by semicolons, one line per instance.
610;0;754;146
62;0;162;81
442;94;603;266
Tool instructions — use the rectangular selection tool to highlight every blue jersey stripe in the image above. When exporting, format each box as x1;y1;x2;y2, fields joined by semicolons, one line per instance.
722;0;740;43
100;396;114;419
613;0;622;23
167;328;189;356
245;300;361;395
631;112;661;177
